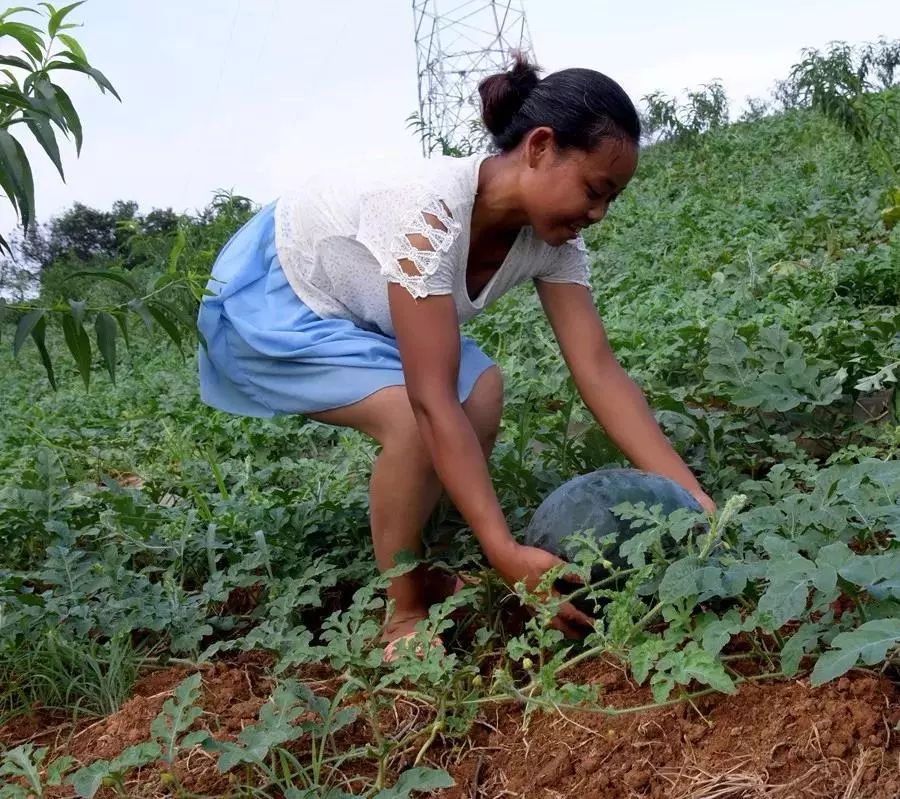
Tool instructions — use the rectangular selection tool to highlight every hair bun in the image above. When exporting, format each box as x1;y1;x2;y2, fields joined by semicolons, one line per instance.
478;51;541;137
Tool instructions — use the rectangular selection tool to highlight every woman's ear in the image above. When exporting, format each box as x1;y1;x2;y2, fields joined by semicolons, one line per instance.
523;126;556;169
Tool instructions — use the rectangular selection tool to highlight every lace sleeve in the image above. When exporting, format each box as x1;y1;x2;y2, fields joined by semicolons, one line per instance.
535;235;592;288
357;187;462;299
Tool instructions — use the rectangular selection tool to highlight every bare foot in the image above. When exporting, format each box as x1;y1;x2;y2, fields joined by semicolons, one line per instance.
381;609;427;643
381;610;444;663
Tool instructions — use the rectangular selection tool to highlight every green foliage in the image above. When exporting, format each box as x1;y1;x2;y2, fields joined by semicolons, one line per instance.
0;2;119;255
704;320;847;412
405;110;486;157
69;743;161;799
1;189;256;389
1;629;138;719
787;39;900;184
150;672;205;766
642;81;730;143
67;673;205;797
371;768;455;798
811;619;900;686
1;42;900;797
1;5;254;391
0;744;73;798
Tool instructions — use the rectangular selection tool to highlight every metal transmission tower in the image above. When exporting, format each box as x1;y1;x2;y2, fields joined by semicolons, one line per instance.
412;1;535;156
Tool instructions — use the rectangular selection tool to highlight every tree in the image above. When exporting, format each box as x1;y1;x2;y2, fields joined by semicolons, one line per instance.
0;1;120;254
0;225;41;300
0;2;208;390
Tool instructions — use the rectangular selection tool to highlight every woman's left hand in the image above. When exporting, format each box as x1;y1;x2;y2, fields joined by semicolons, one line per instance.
693;490;717;515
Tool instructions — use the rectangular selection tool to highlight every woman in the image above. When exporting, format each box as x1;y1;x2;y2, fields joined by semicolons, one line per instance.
197;54;715;660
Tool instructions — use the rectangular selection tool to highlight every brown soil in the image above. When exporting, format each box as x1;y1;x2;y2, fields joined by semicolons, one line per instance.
438;660;900;799
2;655;898;799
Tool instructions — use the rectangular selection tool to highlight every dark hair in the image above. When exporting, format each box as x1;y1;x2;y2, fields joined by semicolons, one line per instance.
478;52;641;152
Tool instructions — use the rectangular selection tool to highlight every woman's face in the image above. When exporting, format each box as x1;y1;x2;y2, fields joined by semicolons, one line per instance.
520;128;639;246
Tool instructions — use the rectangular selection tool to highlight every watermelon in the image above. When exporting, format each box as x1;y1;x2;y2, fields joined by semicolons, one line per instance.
524;468;704;614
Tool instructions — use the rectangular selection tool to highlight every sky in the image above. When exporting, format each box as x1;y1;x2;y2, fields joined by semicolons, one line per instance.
2;0;898;236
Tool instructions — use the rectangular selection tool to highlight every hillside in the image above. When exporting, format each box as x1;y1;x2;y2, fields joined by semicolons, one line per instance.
1;102;899;798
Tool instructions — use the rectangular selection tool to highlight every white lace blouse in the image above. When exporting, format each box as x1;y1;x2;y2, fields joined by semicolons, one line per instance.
273;153;591;337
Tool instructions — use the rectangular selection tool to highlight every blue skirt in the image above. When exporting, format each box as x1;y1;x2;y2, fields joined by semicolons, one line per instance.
197;202;494;418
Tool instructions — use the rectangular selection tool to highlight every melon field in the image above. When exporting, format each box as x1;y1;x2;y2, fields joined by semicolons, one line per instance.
2;76;900;799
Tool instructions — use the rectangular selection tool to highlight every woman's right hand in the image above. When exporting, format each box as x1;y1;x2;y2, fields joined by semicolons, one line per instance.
491;541;595;639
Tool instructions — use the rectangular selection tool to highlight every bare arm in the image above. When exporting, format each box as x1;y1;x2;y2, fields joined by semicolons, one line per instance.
536;279;714;511
388;281;516;564
385;215;593;636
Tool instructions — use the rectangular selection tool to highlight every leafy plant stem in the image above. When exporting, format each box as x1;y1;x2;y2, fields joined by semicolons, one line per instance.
412;700;445;767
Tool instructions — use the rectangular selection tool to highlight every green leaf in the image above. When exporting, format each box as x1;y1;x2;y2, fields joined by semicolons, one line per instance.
94;311;116;384
656;641;736;698
781;622;823;677
703;321;752;384
0;128;36;228
41;59;120;100
699;609;742;656
757;555;815;630
658;556;701;603
732;372;807;412
46;1;86;38
180;729;210;749
23;108;64;179
167;225;186;273
68;761;108;798
816;541;855;571
13;307;44;355
127;297;154;333
49;80;82;153
68;298;85;328
28;76;69;124
0;21;46;61
30;314;57;389
67;743;160;796
213;681;310;773
146;301;183;350
84;69;120;101
809;648;860;688
112;308;130;349
628;637;667;684
68;268;138;292
110;742;160;771
157;299;197;338
0;86;38;111
150;673;203;765
0;54;34;70
373;767;455;798
839;552;900;600
810;619;900;686
0;744;43;790
650;670;675;704
61;311;91;389
1;65;21;85
1;7;42;21
57;32;87;62
46;754;75;786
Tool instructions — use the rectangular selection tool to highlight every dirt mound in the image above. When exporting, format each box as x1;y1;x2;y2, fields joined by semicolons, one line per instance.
2;654;897;798
439;660;900;799
1;653;276;797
